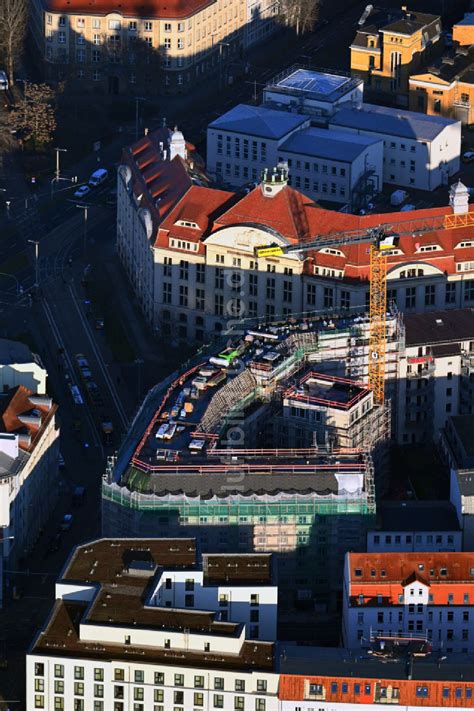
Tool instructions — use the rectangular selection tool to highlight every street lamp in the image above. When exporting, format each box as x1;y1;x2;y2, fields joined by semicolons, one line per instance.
28;240;40;289
76;204;88;257
51;147;68;195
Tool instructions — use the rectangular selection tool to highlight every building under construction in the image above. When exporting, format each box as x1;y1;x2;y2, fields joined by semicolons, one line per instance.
103;312;398;607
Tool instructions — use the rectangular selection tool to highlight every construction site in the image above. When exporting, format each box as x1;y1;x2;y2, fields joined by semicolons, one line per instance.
102;311;401;608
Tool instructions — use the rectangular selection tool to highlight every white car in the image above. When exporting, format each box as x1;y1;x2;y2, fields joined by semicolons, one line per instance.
74;184;91;199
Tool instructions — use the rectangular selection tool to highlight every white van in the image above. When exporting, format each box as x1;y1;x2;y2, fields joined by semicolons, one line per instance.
89;168;108;187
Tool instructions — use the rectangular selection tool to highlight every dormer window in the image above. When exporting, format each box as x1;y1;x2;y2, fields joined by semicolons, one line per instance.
319;247;345;257
169;238;198;252
416;244;442;253
175;219;199;229
456;241;474;249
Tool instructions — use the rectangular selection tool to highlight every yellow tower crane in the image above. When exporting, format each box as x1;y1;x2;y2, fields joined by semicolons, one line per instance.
255;212;474;405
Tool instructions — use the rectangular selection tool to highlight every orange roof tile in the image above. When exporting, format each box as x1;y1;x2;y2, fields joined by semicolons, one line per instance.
348;552;474;584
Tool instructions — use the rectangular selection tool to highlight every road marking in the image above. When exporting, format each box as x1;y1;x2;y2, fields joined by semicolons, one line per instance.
69;282;129;430
42;296;104;452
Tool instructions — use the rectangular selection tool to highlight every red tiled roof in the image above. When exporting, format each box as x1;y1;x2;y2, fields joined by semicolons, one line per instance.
156;185;235;251
0;386;56;452
44;0;214;19
348;553;474;584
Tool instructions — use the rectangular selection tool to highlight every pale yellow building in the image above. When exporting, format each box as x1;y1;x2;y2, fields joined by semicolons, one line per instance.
350;5;442;105
29;0;254;95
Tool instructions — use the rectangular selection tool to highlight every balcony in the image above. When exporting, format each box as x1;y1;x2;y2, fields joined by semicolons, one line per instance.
406;362;435;379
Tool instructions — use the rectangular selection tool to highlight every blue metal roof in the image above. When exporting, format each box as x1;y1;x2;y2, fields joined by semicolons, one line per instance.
280;127;382;162
330;103;458;141
208;104;309;139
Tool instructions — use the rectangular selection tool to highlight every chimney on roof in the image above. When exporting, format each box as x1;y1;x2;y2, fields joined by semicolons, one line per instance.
260;163;288;198
449;180;470;215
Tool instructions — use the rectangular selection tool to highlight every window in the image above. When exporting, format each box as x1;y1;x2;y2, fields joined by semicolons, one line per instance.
175;674;184;686
266;277;275;300
214;678;224;690
144;20;153;31
177;38;184;49
323;287;333;308
55;681;64;694
250;595;259;607
307;283;316;306
54;665;64;678
154;690;164;702
465;280;474;302
405;286;416;309
235;680;246;691
194;676;204;688
155;672;165;684
215;267;225;291
257;680;267;693
174;691;184;704
35;697;44;709
109;19;121;29
74;667;84;680
134;688;144;701
424;284;435;306
234;698;245;710
255;700;266;711
179;260;189;280
214;694;224;708
94;684;104;698
74;683;84;696
445;282;456;304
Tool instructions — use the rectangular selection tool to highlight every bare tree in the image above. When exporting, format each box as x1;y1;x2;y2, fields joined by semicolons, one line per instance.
0;0;28;84
8;82;58;148
280;0;321;35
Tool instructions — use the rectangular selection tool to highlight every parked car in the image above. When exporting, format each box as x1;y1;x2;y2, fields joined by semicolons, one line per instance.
69;384;83;406
89;168;108;187
75;353;89;369
60;514;73;531
462;151;474;163
74;184;91;199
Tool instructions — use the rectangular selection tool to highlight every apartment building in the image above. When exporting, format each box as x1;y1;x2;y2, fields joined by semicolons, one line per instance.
0;339;47;394
0;385;59;606
29;0;249;95
409;45;474;125
350;5;442;104
440;414;474;550
367;501;462;553
206;104;383;208
26;538;279;711
398;309;474;445
328;103;461;191
28;539;474;711
342;552;474;654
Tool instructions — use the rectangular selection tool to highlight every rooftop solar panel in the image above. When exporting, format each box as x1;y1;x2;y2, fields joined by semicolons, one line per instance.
277;69;349;96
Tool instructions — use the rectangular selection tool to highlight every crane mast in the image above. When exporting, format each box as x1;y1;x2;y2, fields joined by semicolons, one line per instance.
254;211;474;404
